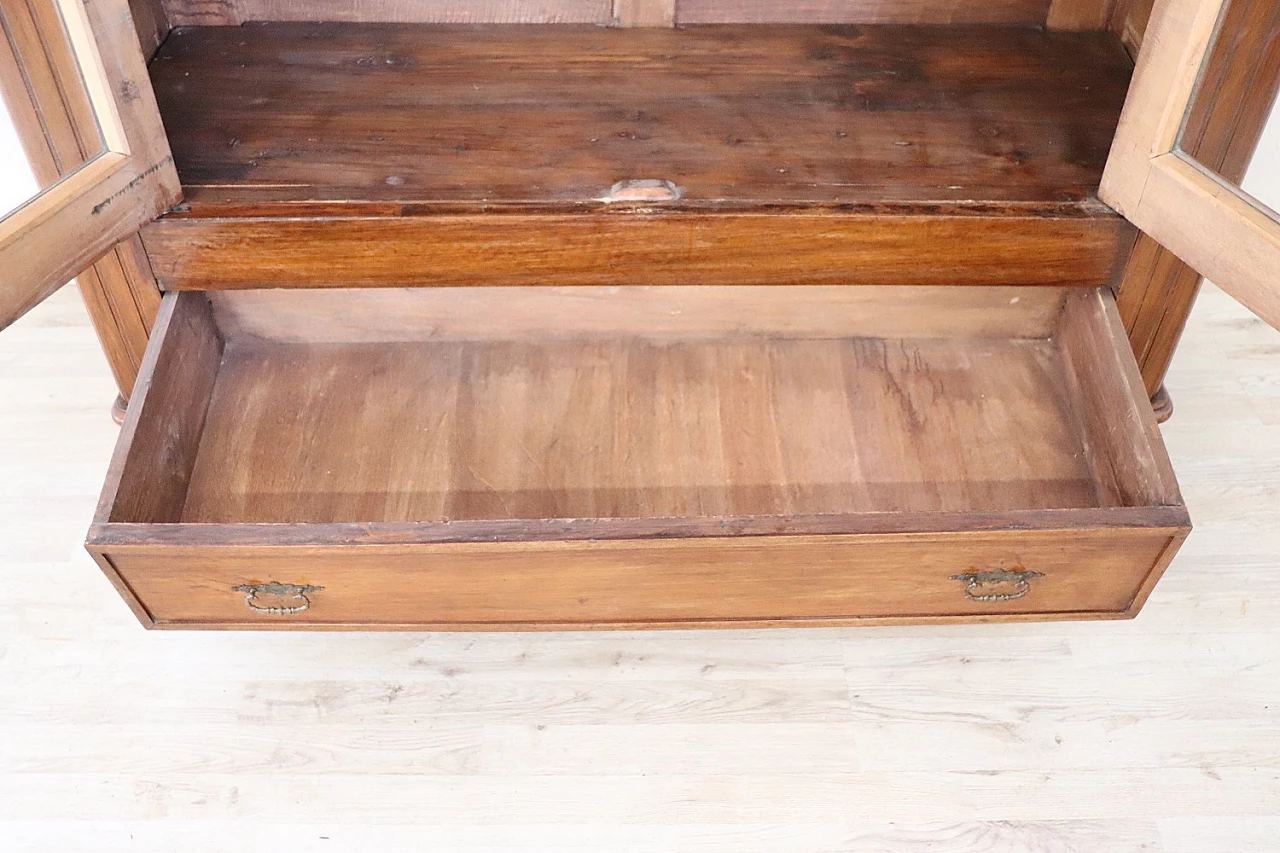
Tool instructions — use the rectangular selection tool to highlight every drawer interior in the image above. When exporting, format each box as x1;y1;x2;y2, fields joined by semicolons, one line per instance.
97;285;1182;536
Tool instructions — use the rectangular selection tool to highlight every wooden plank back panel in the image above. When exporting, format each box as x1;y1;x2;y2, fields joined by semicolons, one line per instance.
207;286;1069;343
675;0;1052;25
162;0;613;25
150;24;1133;209
160;0;1062;26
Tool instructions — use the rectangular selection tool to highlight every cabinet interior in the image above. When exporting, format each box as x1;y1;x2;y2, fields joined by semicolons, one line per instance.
104;286;1181;529
148;22;1133;215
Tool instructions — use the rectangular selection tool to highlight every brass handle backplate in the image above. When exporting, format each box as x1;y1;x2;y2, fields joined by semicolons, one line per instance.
949;569;1045;602
233;582;324;615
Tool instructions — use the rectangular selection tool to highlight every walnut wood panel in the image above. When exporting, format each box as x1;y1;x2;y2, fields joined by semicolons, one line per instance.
128;0;170;58
149;24;1132;209
98;291;223;525
161;0;613;25
1112;0;1280;404
1108;0;1153;57
206;285;1070;342
138;23;1135;288
159;0;1063;26
613;0;673;26
96;286;1185;523
1057;289;1182;508
1046;0;1113;30
76;236;163;396
87;285;1189;628
93;528;1186;628
675;0;1051;25
141;211;1134;290
179;338;1100;523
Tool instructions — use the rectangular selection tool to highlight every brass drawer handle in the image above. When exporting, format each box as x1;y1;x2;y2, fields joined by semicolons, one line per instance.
949;569;1045;602
233;582;324;615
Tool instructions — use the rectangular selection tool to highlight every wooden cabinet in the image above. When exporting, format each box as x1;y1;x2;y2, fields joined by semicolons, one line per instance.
1;0;1276;628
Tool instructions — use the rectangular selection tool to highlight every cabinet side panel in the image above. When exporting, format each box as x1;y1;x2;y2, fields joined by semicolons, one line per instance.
76;237;163;398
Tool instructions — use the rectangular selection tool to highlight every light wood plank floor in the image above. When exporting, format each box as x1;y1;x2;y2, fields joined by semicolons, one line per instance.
0;284;1277;852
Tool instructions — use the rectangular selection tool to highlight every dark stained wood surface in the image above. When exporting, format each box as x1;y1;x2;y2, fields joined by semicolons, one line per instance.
149;23;1133;210
678;0;1053;25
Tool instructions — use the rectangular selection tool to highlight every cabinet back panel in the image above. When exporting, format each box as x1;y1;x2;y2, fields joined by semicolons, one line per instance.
150;23;1132;209
160;0;1056;27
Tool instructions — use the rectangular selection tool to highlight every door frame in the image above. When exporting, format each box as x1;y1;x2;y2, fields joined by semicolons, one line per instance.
1102;0;1280;329
0;0;177;330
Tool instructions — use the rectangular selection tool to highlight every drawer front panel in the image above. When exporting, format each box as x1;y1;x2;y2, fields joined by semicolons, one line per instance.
99;529;1183;628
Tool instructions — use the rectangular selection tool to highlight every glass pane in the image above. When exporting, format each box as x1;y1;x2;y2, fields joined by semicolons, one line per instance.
1179;0;1280;213
0;0;105;221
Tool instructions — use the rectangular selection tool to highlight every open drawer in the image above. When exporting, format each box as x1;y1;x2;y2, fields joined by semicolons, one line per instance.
86;285;1188;629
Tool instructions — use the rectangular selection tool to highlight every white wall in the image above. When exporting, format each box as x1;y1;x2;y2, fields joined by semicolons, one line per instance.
0;98;39;216
1243;100;1280;210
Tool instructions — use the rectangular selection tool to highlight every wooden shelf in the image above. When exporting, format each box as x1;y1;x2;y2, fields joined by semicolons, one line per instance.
140;23;1138;290
152;22;1132;211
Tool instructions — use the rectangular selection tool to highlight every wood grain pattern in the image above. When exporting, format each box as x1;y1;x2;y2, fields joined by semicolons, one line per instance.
613;0;673;26
138;23;1134;289
206;285;1071;342
1046;0;1113;29
676;0;1052;25
97;286;1184;526
85;285;1190;628
74;237;163;398
1117;232;1204;398
141;212;1135;290
0;0;179;333
161;0;613;26
97;528;1183;627
1057;289;1182;508
150;24;1132;209
99;291;222;526
2;282;1276;848
127;0;170;58
1111;0;1279;401
0;0;163;397
1108;0;1154;57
